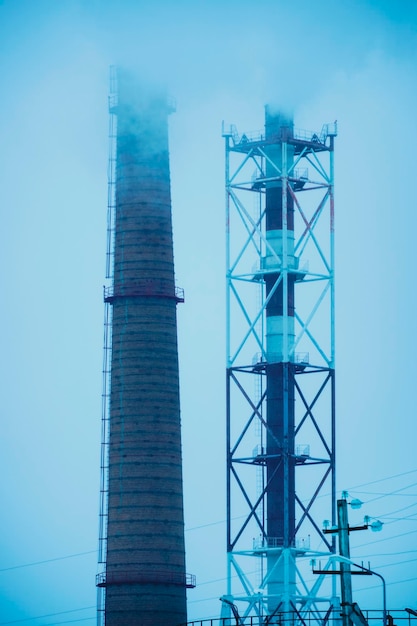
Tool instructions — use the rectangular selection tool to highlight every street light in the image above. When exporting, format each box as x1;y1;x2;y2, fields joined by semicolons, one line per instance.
405;609;417;617
319;492;385;626
348;559;386;626
312;555;386;626
405;608;417;626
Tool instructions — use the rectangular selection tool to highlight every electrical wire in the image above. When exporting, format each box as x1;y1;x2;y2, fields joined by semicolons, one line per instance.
353;573;417;596
184;470;417;535
185;470;417;610
377;502;417;520
0;551;97;574
354;528;417;550
360;482;417;505
37;618;95;626
347;468;417;490
378;556;417;570
354;490;417;498
0;606;95;625
4;469;415;577
2;467;417;624
383;514;417;523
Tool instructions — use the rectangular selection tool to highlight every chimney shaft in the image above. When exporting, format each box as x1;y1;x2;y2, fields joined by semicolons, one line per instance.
103;70;187;626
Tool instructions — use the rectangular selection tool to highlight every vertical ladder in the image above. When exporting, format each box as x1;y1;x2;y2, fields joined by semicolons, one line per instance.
97;65;117;626
106;66;117;280
97;301;112;626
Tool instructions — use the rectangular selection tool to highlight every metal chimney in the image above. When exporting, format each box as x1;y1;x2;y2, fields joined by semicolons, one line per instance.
223;107;336;621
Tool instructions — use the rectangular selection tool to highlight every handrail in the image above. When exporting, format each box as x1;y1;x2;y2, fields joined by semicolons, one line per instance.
96;569;196;588
227;124;336;148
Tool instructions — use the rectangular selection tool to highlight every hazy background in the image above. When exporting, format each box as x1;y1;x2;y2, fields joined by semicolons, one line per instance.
1;0;417;623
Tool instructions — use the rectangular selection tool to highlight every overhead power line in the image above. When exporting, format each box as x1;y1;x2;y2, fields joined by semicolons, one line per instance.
0;606;95;625
0;550;97;574
348;468;417;491
38;618;95;626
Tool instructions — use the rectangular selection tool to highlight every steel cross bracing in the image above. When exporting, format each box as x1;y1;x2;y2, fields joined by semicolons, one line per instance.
223;118;337;623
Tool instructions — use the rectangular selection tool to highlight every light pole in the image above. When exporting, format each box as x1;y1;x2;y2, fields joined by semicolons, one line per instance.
317;492;385;626
337;557;386;626
312;556;386;626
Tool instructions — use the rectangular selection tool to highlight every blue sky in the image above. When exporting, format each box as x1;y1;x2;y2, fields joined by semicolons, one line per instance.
0;0;417;623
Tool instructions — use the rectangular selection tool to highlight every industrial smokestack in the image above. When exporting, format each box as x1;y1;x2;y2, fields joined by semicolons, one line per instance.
98;68;190;626
224;105;336;619
264;106;296;608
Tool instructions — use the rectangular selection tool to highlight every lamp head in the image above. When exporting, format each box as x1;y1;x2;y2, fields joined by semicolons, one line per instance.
405;609;417;617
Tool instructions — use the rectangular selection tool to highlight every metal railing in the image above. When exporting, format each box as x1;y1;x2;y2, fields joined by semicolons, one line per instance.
182;610;411;626
227;123;337;148
96;569;196;588
103;284;184;302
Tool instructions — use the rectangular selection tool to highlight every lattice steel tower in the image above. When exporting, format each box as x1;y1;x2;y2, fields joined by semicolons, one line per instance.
96;68;194;626
222;108;337;622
